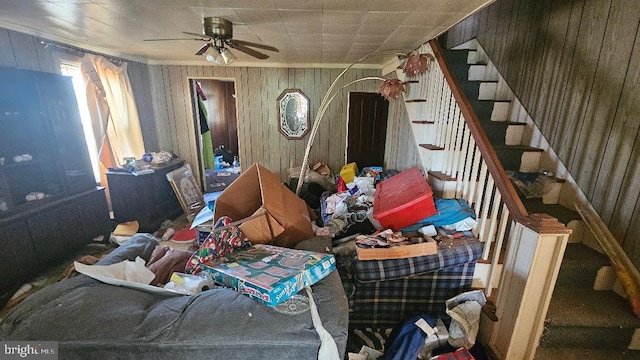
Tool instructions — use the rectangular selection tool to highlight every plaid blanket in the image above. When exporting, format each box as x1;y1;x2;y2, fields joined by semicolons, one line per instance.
353;235;482;282
338;232;483;329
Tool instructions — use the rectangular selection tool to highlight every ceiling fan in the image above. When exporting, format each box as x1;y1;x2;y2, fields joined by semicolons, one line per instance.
144;17;279;64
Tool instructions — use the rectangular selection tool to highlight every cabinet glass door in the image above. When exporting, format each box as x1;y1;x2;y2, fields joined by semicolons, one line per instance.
0;70;64;214
37;73;96;194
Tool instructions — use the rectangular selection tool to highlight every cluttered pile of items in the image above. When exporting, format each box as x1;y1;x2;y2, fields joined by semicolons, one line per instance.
104;163;331;308
295;162;487;360
301;163;479;260
73;159;486;359
0;164;350;360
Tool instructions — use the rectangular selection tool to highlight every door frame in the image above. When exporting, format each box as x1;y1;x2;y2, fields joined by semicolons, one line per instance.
186;76;239;190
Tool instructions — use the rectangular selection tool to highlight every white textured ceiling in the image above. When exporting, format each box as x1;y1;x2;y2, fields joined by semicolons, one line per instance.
0;0;492;67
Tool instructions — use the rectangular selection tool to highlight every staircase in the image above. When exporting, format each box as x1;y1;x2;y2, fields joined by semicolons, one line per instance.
426;39;640;359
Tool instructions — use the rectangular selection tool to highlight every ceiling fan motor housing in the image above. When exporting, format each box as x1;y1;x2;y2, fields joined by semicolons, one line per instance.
204;17;233;40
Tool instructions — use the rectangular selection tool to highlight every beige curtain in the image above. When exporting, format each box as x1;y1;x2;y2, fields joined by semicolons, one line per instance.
81;54;145;168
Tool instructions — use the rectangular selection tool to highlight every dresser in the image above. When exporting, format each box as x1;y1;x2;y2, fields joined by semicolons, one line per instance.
107;159;185;232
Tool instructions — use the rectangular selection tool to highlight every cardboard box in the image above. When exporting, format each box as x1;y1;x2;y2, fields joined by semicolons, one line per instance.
213;163;314;248
199;244;336;307
356;238;438;260
312;162;332;176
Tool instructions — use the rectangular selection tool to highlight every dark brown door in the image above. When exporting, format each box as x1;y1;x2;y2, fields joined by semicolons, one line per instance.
347;92;389;168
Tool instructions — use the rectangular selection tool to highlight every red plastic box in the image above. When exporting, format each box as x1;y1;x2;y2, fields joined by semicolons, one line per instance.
373;167;436;230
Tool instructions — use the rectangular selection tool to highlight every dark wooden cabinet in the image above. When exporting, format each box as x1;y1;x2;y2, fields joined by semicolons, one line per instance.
107;159;185;232
0;188;111;299
0;67;111;302
0;67;95;216
0;219;37;295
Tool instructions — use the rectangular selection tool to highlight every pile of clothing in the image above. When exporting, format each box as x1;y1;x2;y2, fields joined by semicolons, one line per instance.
320;176;379;238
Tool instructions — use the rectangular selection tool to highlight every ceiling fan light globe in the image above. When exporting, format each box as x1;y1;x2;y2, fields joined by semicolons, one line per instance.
220;48;235;65
203;47;225;65
204;53;216;63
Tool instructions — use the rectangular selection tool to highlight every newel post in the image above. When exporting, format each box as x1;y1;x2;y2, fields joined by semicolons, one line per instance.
487;214;571;360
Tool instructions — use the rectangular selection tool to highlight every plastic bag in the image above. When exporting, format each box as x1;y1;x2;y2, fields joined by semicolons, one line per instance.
446;290;486;349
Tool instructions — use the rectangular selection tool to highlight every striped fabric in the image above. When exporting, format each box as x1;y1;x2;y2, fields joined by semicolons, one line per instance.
337;233;483;329
351;327;393;352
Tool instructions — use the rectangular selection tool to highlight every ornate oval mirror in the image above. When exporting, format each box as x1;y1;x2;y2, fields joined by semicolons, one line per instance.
277;89;310;139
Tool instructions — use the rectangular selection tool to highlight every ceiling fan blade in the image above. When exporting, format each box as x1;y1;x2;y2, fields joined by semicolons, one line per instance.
144;37;209;41
182;31;211;39
230;39;279;53
195;43;212;56
227;42;269;60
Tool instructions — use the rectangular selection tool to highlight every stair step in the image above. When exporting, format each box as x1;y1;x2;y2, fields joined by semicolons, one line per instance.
556;243;610;289
519;197;581;226
427;171;457;198
468;100;496;119
457;80;499;101
419;144;444;150
447;61;500;101
448;63;474;80
443;49;471;64
427;170;456;181
477;81;498;100
494;145;543;172
405;80;425;101
411;121;435;144
405;100;429;121
491;101;511;121
468;64;487;81
542;287;640;350
467;50;487;66
468;100;512;122
480;121;525;146
419;144;446;172
535;347;640;360
411;120;434;124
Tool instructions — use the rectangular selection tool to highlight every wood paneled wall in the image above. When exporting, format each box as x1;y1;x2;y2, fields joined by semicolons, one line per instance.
146;65;401;182
0;28;60;73
384;77;422;172
444;0;640;263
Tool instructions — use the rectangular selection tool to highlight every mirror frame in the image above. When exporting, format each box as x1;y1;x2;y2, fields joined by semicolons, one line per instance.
276;89;310;140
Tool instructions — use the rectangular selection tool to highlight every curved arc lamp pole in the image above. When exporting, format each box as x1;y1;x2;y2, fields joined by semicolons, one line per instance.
295;50;411;196
315;50;404;118
296;76;388;195
294;47;434;196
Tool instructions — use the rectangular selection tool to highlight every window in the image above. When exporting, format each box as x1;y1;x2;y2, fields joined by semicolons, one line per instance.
60;61;101;183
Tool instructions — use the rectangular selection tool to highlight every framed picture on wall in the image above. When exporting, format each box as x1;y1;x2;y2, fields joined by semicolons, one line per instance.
277;89;310;140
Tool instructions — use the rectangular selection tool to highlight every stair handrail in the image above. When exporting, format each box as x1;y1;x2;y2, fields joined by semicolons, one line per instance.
429;39;541;231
